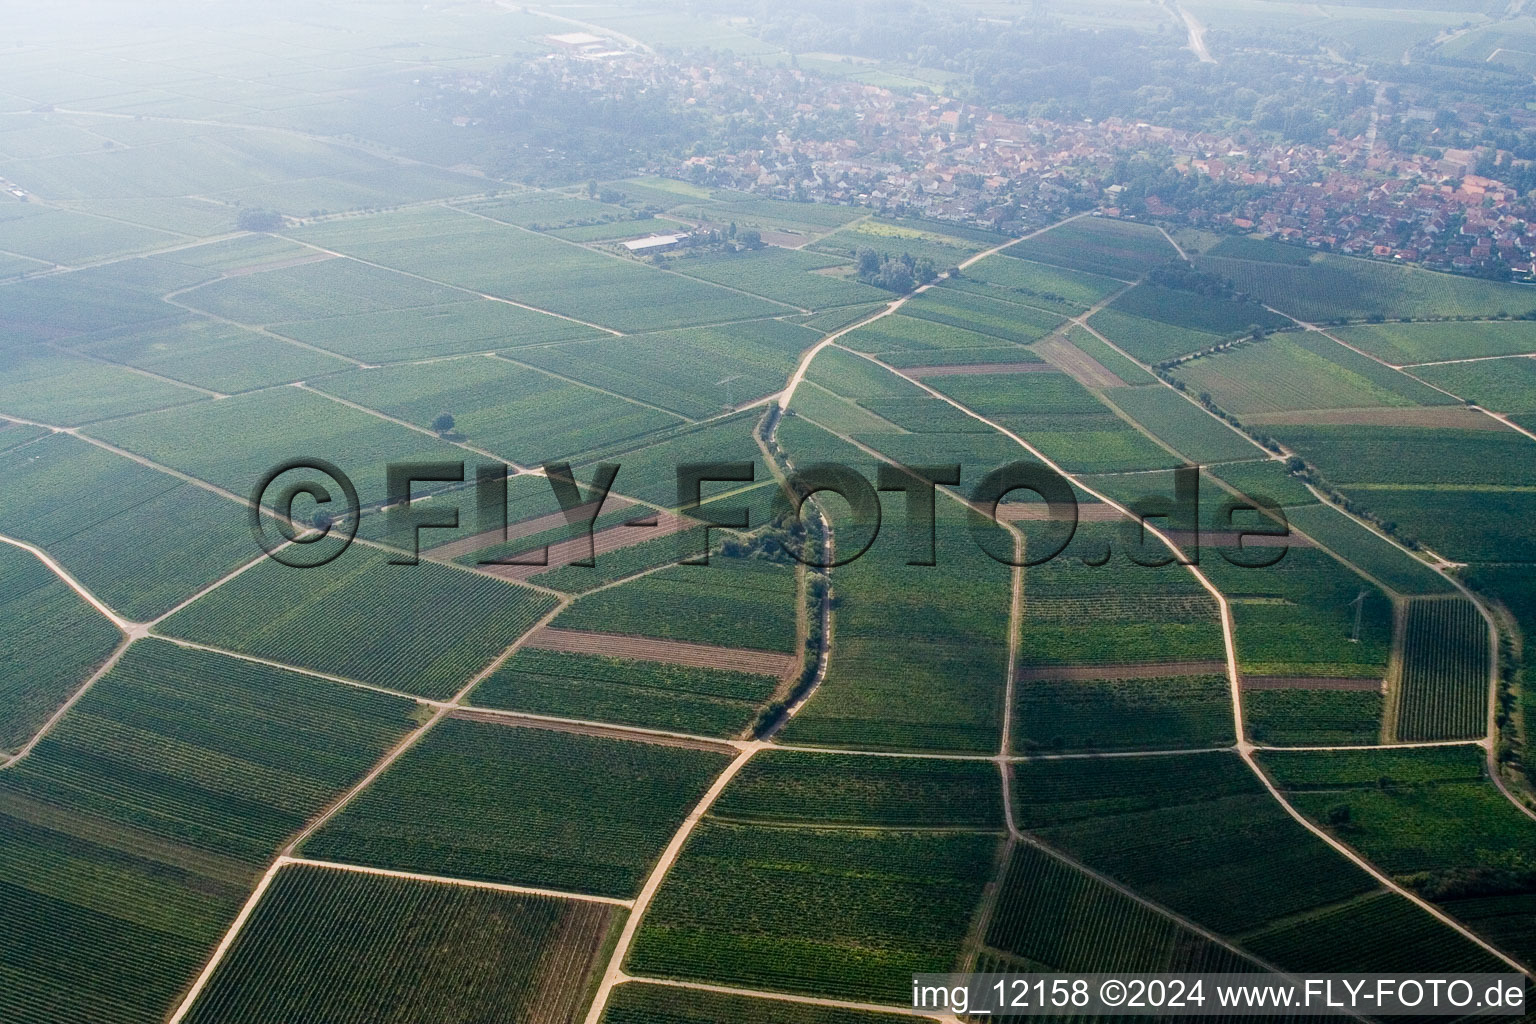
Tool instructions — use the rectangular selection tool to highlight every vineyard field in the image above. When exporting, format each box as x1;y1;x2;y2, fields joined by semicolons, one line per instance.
179;255;461;323
712;750;1004;828
1200;549;1392;682
85;385;469;511
904;286;1066;344
1102;385;1258;463
1013;752;1379;936
627;822;998;1003
1012;673;1234;753
1410;355;1536;415
69;314;352;394
1272;424;1536;487
984;843;1249;973
303;718;730;896
1172;334;1454;415
0;433;257;620
1395;598;1490;741
1242;689;1384;746
1333;320;1536;365
965;255;1124;312
5;639;417;861
273;298;606;362
602;983;924;1024
554;552;797;654
183;864;622;1024
777;504;1012;753
1006;217;1177;279
1084;308;1221;364
666;247;887;308
469;648;778;736
1108;283;1287;337
1283;504;1453;595
0;345;204;427
512;320;817;420
1333;485;1536;563
159;545;558;700
840;312;1029;361
1197;248;1536;322
0;544;120;753
808;215;994;270
314;354;682;467
1015;523;1226;672
1060;324;1157;384
1207;458;1318;508
291;206;784;332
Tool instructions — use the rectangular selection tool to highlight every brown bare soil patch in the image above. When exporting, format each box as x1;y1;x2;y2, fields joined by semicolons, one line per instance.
428;497;639;561
1243;406;1507;430
1016;661;1228;681
906;362;1060;377
524;627;797;679
1242;675;1383;691
1034;334;1127;389
448;708;737;753
996;502;1126;522
476;510;694;582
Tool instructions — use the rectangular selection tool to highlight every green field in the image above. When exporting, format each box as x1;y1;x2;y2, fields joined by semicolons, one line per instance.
905;286;1066;345
273;298;606;361
1334;320;1536;365
1207;458;1318;508
553;550;796;654
1189;333;1455;415
712;751;1004;828
1108;282;1288;337
602;983;923;1024
314;354;682;466
1283;504;1454;595
1243;689;1384;746
1015;523;1226;672
0;433;260;620
1086;308;1223;365
0;345;205;426
1102;386;1259;463
0;640;415;1024
1261;746;1536;968
183;864;622;1024
1273;424;1536;487
290;206;785;332
1199;245;1536;322
839;312;1032;363
1007;217;1177;280
303;719;730;896
1013;673;1234;753
0;544;120;753
984;843;1251;972
808;215;994;270
1013;751;1380;937
1059;324;1157;384
959;255;1124;313
667;247;887;309
1201;548;1392;683
1333;486;1536;563
627;821;998;1003
470;648;779;737
1396;598;1490;742
158;545;558;700
1411;355;1536;415
511;320;817;420
85;385;470;510
777;498;1012;754
69;315;353;393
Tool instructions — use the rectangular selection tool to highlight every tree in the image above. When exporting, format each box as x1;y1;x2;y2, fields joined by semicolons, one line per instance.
432;412;456;435
237;208;283;231
739;228;763;249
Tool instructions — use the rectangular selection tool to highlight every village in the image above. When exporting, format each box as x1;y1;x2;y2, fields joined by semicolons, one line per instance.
456;33;1536;279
